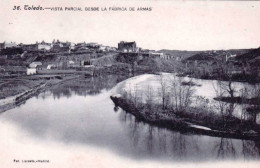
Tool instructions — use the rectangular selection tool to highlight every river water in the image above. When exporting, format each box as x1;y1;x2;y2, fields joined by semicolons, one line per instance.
0;74;259;167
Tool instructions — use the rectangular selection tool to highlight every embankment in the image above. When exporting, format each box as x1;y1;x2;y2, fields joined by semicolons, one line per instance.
0;75;80;113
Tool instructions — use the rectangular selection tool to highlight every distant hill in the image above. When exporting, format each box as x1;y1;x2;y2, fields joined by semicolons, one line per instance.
180;48;254;61
186;53;218;61
235;47;260;62
158;50;201;60
225;49;253;56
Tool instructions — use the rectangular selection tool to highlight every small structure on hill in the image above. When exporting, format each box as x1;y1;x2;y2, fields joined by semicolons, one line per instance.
52;40;75;52
29;62;42;68
149;52;164;58
0;42;17;50
27;62;42;75
22;41;51;52
118;41;138;53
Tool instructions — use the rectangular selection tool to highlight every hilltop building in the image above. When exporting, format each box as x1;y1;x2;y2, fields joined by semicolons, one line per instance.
22;41;52;52
52;40;75;52
0;42;17;50
37;41;52;51
86;43;100;48
149;52;164;58
118;41;138;53
139;49;164;58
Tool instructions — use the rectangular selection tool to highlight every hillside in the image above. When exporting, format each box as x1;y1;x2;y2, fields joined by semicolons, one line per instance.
186;53;218;61
138;57;185;72
235;47;260;62
158;50;201;60
183;48;253;61
91;54;118;67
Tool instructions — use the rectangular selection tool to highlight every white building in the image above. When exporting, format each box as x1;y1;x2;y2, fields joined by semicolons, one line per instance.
99;46;107;51
47;64;56;69
29;62;42;68
150;52;164;58
0;42;17;50
38;43;51;51
26;68;37;75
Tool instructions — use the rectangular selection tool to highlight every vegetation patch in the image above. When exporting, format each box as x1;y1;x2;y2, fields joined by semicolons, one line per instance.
111;95;260;140
110;74;260;140
214;96;260;105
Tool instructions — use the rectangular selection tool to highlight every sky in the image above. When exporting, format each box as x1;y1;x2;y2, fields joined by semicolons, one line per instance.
0;0;260;51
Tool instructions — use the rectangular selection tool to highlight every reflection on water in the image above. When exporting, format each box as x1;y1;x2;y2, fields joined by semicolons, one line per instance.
39;75;129;99
118;110;259;161
0;75;259;162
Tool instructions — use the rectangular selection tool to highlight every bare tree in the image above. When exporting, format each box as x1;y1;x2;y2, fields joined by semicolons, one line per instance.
213;80;229;126
224;76;236;99
125;84;140;105
246;84;260;123
168;75;194;113
215;60;237;99
239;87;250;121
144;85;154;111
158;74;169;109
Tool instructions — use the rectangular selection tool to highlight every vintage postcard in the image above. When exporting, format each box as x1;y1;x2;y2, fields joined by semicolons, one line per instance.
0;0;259;168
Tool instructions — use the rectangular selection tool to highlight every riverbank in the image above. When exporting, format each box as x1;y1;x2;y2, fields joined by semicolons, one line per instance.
110;95;260;140
214;96;260;105
0;74;81;113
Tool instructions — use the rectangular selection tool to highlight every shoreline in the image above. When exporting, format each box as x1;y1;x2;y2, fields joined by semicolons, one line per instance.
110;95;260;141
0;74;81;113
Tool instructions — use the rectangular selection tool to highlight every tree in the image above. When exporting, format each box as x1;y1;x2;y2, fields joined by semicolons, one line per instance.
213;76;236;117
213;80;229;127
144;85;154;111
168;75;194;113
158;74;169;109
246;84;260;123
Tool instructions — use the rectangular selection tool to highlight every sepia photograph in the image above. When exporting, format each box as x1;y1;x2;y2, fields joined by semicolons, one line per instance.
0;0;259;168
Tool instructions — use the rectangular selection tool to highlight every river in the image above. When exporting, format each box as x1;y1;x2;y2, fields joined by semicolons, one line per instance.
0;74;259;168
